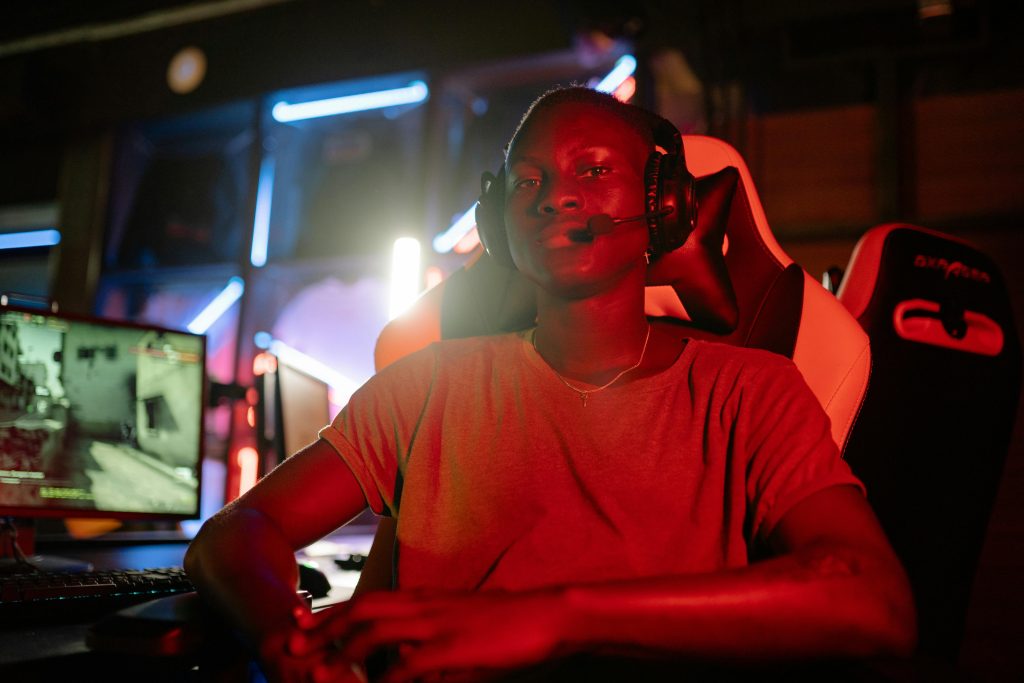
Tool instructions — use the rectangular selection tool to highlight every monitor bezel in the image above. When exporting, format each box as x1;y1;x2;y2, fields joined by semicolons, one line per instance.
0;303;207;521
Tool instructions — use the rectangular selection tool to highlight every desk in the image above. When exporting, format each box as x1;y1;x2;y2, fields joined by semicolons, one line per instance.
0;533;370;682
1;535;958;682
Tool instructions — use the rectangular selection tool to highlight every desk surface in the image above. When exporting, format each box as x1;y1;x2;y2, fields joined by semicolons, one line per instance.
1;533;370;679
1;541;193;669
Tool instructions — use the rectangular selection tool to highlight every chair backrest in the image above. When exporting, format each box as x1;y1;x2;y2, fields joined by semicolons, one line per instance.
376;135;871;453
836;222;1022;659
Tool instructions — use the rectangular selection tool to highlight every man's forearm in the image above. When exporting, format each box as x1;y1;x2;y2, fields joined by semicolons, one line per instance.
557;540;916;663
184;504;307;648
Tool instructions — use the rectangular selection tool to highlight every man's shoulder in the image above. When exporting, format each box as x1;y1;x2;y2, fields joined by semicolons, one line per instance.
687;338;794;372
430;332;524;363
370;331;520;387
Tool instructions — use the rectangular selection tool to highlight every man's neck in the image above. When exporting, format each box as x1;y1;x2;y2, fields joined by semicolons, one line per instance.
532;274;651;387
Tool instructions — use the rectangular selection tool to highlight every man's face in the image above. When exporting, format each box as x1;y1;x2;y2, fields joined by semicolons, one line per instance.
503;102;650;298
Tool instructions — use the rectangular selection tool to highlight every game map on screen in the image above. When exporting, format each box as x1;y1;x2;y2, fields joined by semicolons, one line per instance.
0;309;204;518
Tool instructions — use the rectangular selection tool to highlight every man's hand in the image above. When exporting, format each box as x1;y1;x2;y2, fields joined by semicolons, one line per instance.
255;606;349;683
288;589;569;683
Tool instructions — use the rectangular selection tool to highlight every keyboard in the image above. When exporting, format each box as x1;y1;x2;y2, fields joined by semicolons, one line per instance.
0;566;195;623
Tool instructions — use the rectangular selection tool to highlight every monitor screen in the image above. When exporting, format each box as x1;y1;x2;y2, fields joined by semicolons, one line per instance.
0;306;205;519
277;360;330;461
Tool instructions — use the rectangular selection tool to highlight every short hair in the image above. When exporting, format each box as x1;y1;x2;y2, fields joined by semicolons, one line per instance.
505;86;656;158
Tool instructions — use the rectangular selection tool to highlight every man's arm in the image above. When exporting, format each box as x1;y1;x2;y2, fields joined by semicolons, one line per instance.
184;440;369;664
353;517;397;597
557;484;916;661
292;484;915;681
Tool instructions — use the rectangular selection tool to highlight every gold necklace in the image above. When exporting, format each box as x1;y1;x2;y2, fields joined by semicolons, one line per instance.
532;324;652;407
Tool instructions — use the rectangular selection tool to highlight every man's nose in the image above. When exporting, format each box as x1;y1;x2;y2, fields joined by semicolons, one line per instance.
539;179;582;214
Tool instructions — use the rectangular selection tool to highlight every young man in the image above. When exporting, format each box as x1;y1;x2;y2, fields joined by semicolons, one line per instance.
186;89;915;682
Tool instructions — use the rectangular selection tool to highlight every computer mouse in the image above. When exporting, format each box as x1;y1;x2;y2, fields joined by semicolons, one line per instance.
297;562;332;599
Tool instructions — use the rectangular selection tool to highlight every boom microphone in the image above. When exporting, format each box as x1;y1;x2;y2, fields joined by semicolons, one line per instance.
567;207;675;243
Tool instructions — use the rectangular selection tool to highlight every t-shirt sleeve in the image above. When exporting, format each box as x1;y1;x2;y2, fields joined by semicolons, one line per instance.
741;357;865;544
317;346;437;516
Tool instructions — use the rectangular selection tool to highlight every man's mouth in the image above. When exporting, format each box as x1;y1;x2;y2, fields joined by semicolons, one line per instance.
566;228;594;243
536;223;592;246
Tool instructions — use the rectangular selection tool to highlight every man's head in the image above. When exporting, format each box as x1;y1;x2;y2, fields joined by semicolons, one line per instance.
499;88;656;299
505;87;656;162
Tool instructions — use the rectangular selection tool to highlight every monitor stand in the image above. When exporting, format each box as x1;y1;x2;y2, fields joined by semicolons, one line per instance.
0;555;93;574
0;518;94;574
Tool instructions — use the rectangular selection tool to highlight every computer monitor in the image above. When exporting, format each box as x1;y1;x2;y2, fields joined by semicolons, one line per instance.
257;355;376;531
0;305;206;521
278;361;331;460
259;358;331;465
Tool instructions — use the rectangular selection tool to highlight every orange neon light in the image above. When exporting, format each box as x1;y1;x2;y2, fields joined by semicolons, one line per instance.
236;447;259;496
253;352;278;376
453;226;481;254
424;266;445;290
612;76;636;103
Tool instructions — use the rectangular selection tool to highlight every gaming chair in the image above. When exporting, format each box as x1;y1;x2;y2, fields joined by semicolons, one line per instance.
836;223;1022;660
360;135;873;595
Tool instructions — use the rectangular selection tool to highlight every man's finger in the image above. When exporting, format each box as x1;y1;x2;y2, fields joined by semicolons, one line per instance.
335;616;439;664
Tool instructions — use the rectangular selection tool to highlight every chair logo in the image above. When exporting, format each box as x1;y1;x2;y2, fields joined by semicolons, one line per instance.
913;254;991;283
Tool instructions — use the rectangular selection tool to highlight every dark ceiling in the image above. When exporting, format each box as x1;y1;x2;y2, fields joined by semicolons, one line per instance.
0;0;1020;139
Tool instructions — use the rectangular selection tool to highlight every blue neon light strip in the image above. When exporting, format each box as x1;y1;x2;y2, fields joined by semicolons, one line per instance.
431;204;477;253
271;81;429;123
250;156;275;267
187;277;245;334
594;55;637;93
432;56;636;253
267;339;362;404
0;229;61;250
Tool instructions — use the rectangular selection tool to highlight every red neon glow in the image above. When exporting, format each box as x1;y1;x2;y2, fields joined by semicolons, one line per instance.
612;76;636;103
246;405;256;428
236;447;259;496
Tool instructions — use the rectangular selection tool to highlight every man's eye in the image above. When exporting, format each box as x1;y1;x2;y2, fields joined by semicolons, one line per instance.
584;166;610;178
513;178;539;190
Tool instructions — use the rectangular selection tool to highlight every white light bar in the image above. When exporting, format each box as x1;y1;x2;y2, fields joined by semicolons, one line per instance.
432;55;637;254
431;204;478;254
595;55;637;93
272;81;429;123
0;229;61;250
187;276;245;334
249;156;275;267
268;339;361;405
389;237;422;320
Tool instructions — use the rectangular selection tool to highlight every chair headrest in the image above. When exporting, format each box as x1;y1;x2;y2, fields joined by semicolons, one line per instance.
838;223;1019;358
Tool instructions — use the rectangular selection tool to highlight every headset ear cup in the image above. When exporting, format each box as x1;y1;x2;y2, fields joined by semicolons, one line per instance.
643;152;665;255
475;170;515;269
655;152;696;254
647;118;698;256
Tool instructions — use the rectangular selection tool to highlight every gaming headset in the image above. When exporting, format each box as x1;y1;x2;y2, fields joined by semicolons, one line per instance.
474;112;698;269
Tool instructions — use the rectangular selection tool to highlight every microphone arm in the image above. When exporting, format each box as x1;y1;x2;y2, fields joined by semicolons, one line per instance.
571;207;676;241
